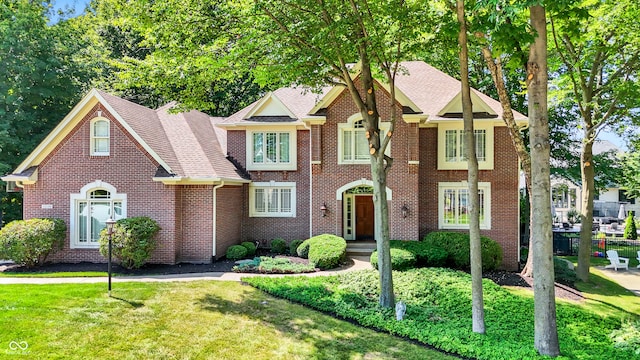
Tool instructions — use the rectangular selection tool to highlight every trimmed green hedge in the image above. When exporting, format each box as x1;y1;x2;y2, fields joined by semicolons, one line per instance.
300;234;347;270
422;231;503;271
270;238;287;254
99;216;160;269
226;245;248;260
0;218;66;268
289;239;304;255
241;241;256;256
296;241;311;258
370;248;417;271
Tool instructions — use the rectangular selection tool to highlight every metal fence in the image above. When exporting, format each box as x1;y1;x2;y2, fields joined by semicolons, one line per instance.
552;231;640;260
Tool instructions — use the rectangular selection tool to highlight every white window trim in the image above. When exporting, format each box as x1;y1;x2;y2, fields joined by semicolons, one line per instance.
70;181;127;249
90;117;110;156
338;114;390;165
245;127;297;171
249;181;296;218
438;182;491;230
437;123;494;170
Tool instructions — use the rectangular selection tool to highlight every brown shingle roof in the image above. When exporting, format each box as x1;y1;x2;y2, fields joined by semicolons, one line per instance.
100;92;246;182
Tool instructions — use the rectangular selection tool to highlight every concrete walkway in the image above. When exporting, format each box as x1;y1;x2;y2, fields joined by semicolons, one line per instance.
595;266;640;296
0;256;373;285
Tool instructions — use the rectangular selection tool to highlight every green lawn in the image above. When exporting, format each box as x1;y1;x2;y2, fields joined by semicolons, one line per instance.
0;281;454;359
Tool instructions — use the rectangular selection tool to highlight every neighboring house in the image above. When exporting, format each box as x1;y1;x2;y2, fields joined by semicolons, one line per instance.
2;61;527;269
550;140;638;224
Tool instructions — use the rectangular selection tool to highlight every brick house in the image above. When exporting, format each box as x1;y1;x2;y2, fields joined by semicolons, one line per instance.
3;61;527;269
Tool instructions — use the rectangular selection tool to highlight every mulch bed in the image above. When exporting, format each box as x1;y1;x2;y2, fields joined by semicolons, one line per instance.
483;270;584;302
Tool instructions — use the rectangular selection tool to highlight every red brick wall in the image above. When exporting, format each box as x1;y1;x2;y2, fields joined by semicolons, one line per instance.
179;185;213;263
311;83;420;241
24;104;178;264
215;185;243;258
418;126;520;270
227;129;311;245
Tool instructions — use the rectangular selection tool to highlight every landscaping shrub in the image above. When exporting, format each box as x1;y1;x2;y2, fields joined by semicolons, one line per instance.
233;256;317;274
226;245;248;260
422;231;503;271
388;240;448;267
0;218;66;268
610;320;640;355
289;239;304;255
270;238;287;254
98;216;160;269
553;257;577;286
296;240;311;258
241;241;257;256
370;248;417;271
305;234;347;270
623;214;638;240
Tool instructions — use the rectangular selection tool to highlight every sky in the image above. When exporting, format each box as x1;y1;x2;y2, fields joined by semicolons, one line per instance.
48;0;630;150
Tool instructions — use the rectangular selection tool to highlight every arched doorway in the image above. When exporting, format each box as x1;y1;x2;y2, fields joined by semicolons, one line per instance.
343;185;374;241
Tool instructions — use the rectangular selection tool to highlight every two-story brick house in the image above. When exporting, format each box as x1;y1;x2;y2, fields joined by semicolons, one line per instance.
3;61;527;269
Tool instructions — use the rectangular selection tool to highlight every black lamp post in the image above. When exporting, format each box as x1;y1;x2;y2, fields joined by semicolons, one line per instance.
106;217;116;297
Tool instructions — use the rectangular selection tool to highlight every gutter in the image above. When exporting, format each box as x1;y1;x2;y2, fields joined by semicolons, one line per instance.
212;181;224;259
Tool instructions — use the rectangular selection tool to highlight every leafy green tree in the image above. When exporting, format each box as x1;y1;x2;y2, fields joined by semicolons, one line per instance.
249;0;430;308
549;0;640;282
620;140;640;199
0;0;89;223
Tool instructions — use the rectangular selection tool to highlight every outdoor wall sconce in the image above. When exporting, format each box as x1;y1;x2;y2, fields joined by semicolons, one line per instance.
401;204;409;218
320;203;328;217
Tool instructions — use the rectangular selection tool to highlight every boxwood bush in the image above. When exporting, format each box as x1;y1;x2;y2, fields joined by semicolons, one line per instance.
301;234;347;270
99;216;160;269
422;231;503;271
388;240;448;267
289;239;304;256
240;241;257;257
270;238;287;254
226;245;248;260
0;218;66;268
370;248;417;271
296;240;311;258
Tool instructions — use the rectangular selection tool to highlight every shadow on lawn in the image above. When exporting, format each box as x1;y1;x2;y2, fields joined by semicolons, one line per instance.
195;286;445;359
110;295;144;309
576;271;639;317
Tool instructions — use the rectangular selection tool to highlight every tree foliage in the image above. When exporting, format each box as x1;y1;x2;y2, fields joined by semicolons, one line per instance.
0;0;91;223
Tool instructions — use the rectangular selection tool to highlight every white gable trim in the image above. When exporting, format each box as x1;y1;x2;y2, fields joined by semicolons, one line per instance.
12;89;174;176
244;92;297;119
437;90;497;117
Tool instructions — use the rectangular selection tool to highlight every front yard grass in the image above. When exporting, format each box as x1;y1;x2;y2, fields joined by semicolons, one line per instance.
0;280;455;359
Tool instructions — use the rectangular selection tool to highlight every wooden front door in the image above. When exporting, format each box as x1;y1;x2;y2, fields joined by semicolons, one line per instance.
355;196;375;240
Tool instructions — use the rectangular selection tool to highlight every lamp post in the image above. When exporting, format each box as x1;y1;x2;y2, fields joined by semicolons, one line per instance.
106;217;116;297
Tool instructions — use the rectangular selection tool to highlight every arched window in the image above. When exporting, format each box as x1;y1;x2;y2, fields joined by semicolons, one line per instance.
70;181;126;248
90;118;110;156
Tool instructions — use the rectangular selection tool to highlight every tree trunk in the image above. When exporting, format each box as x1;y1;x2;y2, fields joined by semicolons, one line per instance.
480;47;534;277
528;5;560;357
351;49;394;308
458;0;485;334
577;140;595;282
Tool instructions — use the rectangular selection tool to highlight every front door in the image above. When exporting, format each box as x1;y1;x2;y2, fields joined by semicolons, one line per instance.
355;196;375;240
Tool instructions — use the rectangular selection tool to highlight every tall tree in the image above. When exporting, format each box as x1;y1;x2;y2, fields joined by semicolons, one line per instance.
0;0;89;223
549;0;640;282
527;5;559;356
456;0;485;334
252;0;428;307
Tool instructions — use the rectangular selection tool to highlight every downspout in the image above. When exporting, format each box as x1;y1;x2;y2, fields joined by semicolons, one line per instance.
309;129;313;238
212;181;224;260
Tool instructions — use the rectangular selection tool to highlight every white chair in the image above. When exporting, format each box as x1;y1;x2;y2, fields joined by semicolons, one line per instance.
636;251;640;269
605;250;629;271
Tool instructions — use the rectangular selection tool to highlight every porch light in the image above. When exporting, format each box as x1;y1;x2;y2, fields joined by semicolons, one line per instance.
320;203;328;217
401;204;409;218
106;217;116;297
